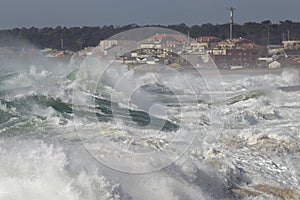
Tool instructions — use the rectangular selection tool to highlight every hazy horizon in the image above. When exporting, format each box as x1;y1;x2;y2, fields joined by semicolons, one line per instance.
0;19;299;30
0;0;300;29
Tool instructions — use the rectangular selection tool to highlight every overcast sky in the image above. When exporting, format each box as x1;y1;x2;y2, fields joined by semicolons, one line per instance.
0;0;299;29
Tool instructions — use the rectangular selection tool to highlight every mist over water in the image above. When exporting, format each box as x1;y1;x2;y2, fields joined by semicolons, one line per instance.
1;35;300;200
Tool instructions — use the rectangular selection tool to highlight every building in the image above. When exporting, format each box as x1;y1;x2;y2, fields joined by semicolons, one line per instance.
277;57;300;68
207;37;263;68
99;40;119;50
139;33;188;53
210;48;226;56
268;61;281;69
139;40;162;49
184;41;206;55
216;38;253;49
282;40;300;50
98;40;138;57
196;36;221;49
212;49;259;68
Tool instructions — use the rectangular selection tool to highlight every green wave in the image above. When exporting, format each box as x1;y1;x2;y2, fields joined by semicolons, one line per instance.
1;94;179;132
95;97;179;132
226;90;265;105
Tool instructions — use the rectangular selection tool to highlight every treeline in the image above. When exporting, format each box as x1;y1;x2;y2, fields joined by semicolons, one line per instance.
0;20;300;51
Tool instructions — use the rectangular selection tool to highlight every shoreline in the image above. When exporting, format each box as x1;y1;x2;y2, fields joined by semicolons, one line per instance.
218;67;300;75
132;65;300;76
183;67;300;75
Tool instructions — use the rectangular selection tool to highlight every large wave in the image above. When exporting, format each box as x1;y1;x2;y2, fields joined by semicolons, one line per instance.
1;47;300;199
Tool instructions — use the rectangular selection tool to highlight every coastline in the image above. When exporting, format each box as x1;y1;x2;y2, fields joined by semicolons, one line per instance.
132;66;300;76
218;67;300;75
184;67;300;76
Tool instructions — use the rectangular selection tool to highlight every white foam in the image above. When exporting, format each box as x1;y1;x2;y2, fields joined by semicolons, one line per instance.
0;139;79;200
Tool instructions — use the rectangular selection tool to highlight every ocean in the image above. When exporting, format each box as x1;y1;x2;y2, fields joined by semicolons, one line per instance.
0;40;300;199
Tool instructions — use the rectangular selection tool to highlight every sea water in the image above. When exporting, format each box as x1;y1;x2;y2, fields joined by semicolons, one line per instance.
0;54;299;200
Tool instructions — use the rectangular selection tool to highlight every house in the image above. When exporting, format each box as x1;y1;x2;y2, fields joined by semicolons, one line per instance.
277;57;300;68
212;49;259;68
266;46;286;62
139;33;188;53
216;41;236;49
282;40;300;50
184;41;206;55
99;40;138;55
258;57;274;67
268;61;281;69
216;38;253;50
99;40;119;50
139;40;162;49
104;45;125;59
196;36;220;48
146;33;189;44
208;37;263;68
211;49;226;55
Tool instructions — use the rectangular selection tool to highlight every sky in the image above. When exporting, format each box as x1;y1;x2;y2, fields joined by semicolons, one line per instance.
0;0;300;29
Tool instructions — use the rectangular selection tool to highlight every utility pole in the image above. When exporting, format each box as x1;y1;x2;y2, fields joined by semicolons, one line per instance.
60;38;64;50
267;27;270;45
227;7;236;40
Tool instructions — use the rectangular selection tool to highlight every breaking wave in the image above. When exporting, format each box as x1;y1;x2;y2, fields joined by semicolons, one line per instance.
1;31;300;199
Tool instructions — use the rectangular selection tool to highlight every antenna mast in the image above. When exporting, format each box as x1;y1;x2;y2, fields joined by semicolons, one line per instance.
227;7;236;40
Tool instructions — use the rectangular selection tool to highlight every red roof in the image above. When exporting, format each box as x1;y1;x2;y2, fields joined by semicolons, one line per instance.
224;38;253;44
239;43;264;49
277;58;300;65
197;36;220;42
143;34;189;43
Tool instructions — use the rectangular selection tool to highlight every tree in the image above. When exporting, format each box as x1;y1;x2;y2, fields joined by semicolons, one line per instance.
1;21;300;51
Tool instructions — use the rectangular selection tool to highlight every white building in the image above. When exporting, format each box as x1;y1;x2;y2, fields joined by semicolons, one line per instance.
268;61;281;69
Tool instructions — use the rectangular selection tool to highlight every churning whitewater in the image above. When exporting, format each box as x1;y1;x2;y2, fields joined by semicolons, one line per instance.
0;43;300;199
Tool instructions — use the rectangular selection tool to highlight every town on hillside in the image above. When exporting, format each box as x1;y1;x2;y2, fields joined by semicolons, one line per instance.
1;8;300;70
4;32;299;70
2;32;300;70
95;35;300;70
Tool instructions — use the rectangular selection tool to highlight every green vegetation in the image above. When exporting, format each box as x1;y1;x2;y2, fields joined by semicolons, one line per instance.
0;21;300;51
